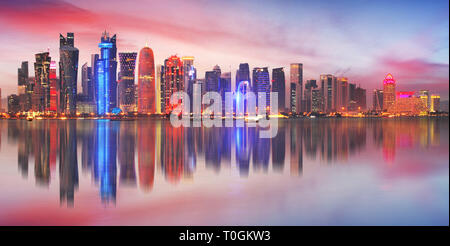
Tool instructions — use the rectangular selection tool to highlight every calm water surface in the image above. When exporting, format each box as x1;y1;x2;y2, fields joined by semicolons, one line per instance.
0;118;448;225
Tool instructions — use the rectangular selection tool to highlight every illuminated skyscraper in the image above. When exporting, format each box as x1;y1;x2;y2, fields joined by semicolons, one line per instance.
59;32;79;115
304;79;318;112
419;90;430;111
337;77;349;111
118;52;137;112
272;68;286;113
49;61;58;112
163;55;183;113
205;67;221;93
91;54;99;103
34;52;51;112
252;67;270;113
236;63;250;90
96;31;117;115
320;74;335;112
431;95;440;112
290;63;303;113
290;83;296;113
382;73;396;111
138;46;155;114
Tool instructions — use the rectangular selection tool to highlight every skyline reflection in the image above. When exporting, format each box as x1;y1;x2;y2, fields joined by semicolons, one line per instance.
1;118;446;208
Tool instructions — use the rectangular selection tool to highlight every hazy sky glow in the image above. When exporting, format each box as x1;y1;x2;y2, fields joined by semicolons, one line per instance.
0;0;448;102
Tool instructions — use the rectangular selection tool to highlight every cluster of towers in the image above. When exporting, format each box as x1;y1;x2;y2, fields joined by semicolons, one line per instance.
372;73;440;115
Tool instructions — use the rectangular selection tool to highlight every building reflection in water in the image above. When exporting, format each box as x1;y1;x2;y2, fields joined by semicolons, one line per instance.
1;118;444;207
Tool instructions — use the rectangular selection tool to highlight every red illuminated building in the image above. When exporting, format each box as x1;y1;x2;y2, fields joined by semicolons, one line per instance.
163;55;183;114
382;73;396;111
49;61;58;113
138;46;156;114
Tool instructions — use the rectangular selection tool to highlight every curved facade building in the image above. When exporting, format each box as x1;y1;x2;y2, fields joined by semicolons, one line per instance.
138;46;156;114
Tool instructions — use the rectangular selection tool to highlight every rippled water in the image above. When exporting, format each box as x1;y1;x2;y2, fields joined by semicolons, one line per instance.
0;118;448;225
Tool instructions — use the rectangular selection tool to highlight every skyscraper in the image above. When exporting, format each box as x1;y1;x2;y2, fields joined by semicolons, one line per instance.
91;54;99;103
304;79;318;112
320;74;334;112
290;63;303;113
49;61;58;112
156;65;163;114
81;63;93;102
138;46;156;114
118;52;137;112
59;32;79;115
337;77;349;111
290;83;296;113
236;63;250;91
382;73;396;111
163;55;183;113
272;68;286;113
34;52;51;112
431;95;440;112
252;67;270;113
373;89;383;111
18;61;29;111
205;68;221;93
96;31;117;115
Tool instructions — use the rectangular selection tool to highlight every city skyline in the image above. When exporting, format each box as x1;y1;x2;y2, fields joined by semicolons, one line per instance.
0;0;448;104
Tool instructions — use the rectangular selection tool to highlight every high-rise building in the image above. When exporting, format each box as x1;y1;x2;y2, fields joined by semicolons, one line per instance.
49;61;58;112
304;79;318;112
290;83;296;113
290;63;303;113
431;95;440;112
118;52;137;112
34;52;51;112
252;67;270;112
337;77;349;111
182;57;195;113
96;31;117;115
320;74;335;112
382;73;396;111
354;86;366;111
59;32;79;115
137;46;155;114
205;67;221;93
373;89;383;111
311;89;323;113
419;90;430;111
8;94;20;114
91;54;99;103
272;68;286;113
163;55;183;113
81;63;93;102
18;61;29;111
236;63;250;91
156;65;163;114
220;72;232;115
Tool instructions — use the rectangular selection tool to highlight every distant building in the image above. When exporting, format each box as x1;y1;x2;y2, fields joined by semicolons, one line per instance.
18;61;29;111
431;95;440;112
337;77;349;111
290;83;296;113
382;73;396;111
205;67;221;93
118;52;137;113
252;67;270;113
303;79;318;112
373;89;383;111
354;86;366;111
320;74;335;113
272;68;286;113
49;61;58;112
156;65;163;113
96;31;117;115
220;71;232;115
91;54;99;103
236;63;250;91
389;91;427;115
311;88;323;113
290;63;303;113
8;94;20;114
419;90;430;111
59;32;79;115
81;63;93;102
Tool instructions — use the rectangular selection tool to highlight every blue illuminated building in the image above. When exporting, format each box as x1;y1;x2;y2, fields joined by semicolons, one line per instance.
96;31;117;115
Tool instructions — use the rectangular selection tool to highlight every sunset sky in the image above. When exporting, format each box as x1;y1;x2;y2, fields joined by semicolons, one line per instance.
0;0;448;103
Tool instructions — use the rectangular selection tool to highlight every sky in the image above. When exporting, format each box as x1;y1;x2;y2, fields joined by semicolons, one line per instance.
0;0;448;104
